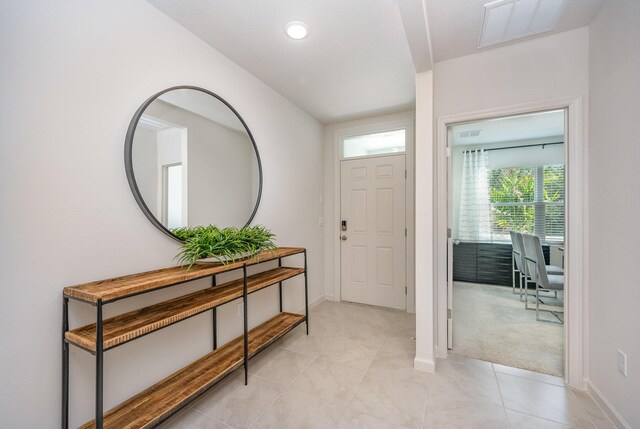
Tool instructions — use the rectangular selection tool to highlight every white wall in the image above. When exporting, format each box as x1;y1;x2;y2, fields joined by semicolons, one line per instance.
434;27;589;118
588;0;640;426
0;1;324;427
414;70;435;371
416;27;589;365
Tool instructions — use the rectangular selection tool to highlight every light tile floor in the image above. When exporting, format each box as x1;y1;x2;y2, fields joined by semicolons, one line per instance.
160;301;613;429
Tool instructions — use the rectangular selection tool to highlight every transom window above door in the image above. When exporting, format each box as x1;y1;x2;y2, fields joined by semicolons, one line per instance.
342;129;406;159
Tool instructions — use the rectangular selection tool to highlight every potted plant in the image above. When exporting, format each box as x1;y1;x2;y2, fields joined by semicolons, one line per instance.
174;225;277;268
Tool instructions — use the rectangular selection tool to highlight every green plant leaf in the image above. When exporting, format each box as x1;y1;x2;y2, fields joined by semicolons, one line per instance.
173;225;277;269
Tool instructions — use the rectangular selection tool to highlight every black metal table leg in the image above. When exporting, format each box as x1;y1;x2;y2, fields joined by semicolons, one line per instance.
212;275;217;350
242;265;249;385
304;250;309;335
62;296;69;429
96;300;104;429
278;258;283;312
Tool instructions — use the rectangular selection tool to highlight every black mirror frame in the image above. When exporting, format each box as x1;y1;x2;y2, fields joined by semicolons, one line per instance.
124;85;263;242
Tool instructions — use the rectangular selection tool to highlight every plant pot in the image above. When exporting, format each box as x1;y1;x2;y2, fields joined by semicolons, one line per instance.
195;251;256;264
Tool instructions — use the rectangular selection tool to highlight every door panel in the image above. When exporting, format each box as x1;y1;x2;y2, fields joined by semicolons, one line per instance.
340;155;406;310
352;190;367;232
376;188;393;233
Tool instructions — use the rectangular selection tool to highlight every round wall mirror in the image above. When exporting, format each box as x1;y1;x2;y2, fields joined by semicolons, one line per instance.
125;86;262;241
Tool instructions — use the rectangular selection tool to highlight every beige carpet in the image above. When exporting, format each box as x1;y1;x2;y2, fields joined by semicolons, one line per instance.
451;282;564;376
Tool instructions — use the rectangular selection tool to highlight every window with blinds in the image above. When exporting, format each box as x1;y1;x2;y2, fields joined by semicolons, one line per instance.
488;165;564;242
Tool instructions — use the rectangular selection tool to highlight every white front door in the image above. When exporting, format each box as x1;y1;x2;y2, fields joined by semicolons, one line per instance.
340;155;406;310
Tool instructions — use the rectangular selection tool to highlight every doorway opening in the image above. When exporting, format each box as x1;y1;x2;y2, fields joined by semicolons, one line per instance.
447;109;566;376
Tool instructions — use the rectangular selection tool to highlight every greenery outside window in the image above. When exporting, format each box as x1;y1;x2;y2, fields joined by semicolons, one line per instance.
489;165;564;242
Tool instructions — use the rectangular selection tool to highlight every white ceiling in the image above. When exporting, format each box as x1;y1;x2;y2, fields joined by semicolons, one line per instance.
159;89;246;133
451;109;565;146
146;0;417;124
426;0;606;62
146;0;605;123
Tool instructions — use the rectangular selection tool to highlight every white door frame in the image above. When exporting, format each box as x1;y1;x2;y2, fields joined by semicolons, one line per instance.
435;96;588;389
330;112;416;312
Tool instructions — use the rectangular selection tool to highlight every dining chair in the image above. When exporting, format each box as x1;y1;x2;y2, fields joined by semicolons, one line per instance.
522;233;564;324
510;231;533;301
511;231;561;301
510;231;524;296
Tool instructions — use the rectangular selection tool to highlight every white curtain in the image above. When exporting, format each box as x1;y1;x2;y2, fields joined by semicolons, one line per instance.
458;149;491;241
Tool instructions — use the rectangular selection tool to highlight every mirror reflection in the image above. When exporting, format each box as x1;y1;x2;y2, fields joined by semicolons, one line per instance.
129;87;261;237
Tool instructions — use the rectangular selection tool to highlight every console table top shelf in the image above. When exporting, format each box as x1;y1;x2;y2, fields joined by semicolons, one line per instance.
64;247;305;304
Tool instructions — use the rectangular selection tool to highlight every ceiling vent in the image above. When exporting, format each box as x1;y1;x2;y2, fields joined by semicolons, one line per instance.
479;0;569;48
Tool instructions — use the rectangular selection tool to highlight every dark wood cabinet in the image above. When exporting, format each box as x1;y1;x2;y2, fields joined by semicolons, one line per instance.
453;241;550;286
452;242;477;283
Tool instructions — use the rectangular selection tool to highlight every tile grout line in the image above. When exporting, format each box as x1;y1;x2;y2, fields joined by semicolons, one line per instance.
164;406;234;429
420;385;429;429
246;353;319;429
567;388;602;429
501;404;588;427
298;310;398;425
490;361;590;428
193;346;316;429
285;313;397;425
343;323;391;403
190;408;234;429
494;369;597;427
492;367;566;387
339;324;401;427
491;363;511;428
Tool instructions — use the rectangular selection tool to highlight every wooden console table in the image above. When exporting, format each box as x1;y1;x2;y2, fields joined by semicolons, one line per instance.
62;247;308;429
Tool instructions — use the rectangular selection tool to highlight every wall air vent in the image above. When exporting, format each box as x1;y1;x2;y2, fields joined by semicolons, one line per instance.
479;0;569;48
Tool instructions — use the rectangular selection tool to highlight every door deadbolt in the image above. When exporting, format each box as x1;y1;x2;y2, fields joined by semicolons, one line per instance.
341;220;347;231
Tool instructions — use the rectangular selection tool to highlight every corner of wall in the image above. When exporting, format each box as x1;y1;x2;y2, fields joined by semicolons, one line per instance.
414;356;436;373
414;69;436;366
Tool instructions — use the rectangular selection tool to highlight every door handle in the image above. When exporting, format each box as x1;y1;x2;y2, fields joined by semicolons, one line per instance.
453;240;460;245
341;235;348;241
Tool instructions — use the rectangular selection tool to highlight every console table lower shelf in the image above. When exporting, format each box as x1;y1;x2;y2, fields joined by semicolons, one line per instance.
79;312;305;429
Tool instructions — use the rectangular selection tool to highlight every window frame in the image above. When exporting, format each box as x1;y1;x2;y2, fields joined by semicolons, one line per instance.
489;164;565;243
339;127;408;161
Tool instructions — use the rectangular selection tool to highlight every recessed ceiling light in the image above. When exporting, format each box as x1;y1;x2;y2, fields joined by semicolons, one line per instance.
285;21;309;40
479;0;569;48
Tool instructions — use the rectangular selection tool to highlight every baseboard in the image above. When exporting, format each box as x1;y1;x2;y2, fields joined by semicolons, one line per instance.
308;295;325;310
435;345;448;359
294;295;325;314
586;379;631;429
414;356;435;373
